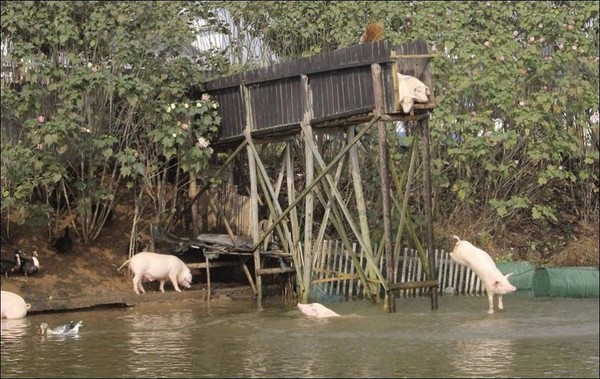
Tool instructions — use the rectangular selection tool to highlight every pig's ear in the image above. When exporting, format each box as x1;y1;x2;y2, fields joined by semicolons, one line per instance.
505;272;514;279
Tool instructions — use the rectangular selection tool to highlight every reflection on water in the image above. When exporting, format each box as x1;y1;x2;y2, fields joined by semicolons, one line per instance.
450;339;515;377
1;295;598;378
1;318;30;341
125;309;196;376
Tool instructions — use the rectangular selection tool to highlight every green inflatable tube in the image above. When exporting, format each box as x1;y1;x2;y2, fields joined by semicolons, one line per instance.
532;267;599;298
496;261;535;290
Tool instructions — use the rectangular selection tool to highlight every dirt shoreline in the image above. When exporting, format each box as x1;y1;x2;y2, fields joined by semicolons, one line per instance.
15;283;282;315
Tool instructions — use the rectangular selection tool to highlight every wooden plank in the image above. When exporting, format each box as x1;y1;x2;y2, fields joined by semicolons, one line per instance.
347;124;374;292
357;243;365;297
310;73;324;119
240;257;258;296
285;142;301;269
400;254;409;298
205;254;211;302
438;250;446;294
187;261;241;269
311;273;361;284
335;240;345;296
342;245;351;298
387;280;439;291
350;243;358;298
256;266;296;275
318;239;328;285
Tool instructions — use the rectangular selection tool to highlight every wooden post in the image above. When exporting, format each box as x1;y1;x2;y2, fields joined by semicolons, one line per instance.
205;254;211;304
372;63;395;313
286;142;301;300
347;125;378;301
242;84;262;304
240;257;258;296
300;74;315;303
420;115;438;310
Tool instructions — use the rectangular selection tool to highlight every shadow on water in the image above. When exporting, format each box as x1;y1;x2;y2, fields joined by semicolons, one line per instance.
1;293;598;378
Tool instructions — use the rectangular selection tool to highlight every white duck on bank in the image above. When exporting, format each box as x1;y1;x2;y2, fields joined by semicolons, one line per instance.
39;320;83;335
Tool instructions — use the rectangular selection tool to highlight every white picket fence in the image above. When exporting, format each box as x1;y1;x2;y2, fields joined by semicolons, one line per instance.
310;240;484;300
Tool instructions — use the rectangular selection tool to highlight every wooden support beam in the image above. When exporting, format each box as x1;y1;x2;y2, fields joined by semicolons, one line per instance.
292;141;373;301
205;254;211;303
387;280;439;291
300;121;387;298
250;114;383;251
186;261;241;269
371;63;395;313
311;274;361;284
309;175;373;301
239;257;258;296
419;115;438;310
300;74;315;303
242;84;262;304
347;125;374;280
285;142;301;269
244;131;302;288
390;131;419;264
256;266;296;275
244;132;293;258
314;153;346;266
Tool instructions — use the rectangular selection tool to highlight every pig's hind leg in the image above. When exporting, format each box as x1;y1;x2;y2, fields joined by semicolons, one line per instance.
132;273;145;294
159;280;166;292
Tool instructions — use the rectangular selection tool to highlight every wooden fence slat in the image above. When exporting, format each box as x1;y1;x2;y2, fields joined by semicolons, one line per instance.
342;246;350;298
400;248;408;298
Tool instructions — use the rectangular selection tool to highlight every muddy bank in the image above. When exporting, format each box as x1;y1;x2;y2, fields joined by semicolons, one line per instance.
24;283;283;314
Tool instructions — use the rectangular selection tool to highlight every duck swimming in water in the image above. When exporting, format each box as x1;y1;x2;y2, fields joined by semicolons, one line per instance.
39;320;83;335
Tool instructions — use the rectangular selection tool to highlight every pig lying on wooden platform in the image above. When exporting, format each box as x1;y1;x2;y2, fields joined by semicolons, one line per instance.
450;236;516;314
118;252;193;294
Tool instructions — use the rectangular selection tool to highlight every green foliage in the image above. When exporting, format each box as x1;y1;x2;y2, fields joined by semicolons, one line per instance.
1;1;221;241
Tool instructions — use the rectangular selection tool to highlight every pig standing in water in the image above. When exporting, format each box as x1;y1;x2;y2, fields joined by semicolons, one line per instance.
1;290;31;319
450;236;516;314
117;252;193;294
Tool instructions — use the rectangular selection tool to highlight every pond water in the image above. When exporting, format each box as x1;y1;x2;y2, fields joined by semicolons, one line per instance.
1;291;598;378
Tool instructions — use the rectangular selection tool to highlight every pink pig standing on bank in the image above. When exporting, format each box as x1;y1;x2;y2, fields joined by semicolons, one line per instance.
450;236;517;314
1;290;31;319
117;252;193;294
